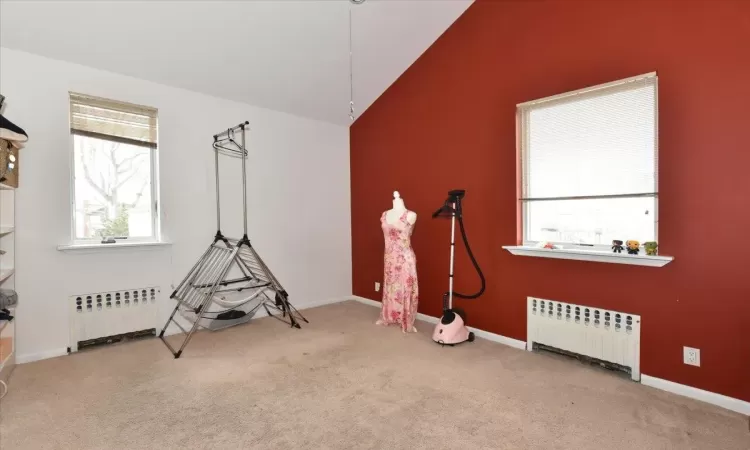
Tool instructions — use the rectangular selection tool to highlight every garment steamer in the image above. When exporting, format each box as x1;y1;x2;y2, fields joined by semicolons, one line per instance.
431;190;486;345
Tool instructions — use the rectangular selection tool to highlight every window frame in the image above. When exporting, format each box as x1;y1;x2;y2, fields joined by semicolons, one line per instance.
68;96;161;246
517;72;659;252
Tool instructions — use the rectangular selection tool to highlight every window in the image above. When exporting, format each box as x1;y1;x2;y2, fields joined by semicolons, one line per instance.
69;93;159;244
518;73;658;250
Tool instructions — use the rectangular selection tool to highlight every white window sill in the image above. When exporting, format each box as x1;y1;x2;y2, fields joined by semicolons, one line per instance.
57;241;172;252
503;245;673;267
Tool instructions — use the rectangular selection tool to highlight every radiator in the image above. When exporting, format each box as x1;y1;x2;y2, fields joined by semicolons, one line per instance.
527;297;641;381
69;287;161;352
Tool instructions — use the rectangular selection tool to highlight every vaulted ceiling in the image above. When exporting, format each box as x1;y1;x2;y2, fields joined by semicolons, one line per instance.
0;0;472;125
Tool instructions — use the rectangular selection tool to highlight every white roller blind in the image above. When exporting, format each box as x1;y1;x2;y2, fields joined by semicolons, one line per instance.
70;92;158;148
520;74;657;200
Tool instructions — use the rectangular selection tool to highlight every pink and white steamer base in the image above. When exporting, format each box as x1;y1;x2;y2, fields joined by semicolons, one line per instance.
431;190;484;346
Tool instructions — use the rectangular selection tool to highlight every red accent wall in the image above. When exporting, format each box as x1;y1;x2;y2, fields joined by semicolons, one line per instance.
350;0;750;402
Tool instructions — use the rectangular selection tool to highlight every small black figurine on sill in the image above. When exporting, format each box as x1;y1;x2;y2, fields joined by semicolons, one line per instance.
612;240;624;253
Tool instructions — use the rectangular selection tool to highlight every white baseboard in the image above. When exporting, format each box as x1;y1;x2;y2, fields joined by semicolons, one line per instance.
16;347;69;364
351;295;527;350
352;296;380;308
20;296;359;364
641;374;750;416
352;296;749;415
466;325;527;350
298;296;355;310
416;312;440;324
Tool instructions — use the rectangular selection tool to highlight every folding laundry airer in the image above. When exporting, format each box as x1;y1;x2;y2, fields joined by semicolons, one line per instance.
431;190;486;346
159;121;307;358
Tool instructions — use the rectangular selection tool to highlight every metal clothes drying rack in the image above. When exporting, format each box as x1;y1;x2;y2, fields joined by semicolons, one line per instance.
159;121;307;358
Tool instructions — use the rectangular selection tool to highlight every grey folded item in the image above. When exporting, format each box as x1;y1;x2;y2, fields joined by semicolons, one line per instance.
0;289;17;309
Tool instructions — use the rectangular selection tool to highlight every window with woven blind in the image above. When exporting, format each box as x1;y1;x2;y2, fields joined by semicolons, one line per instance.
70;93;157;148
68;92;160;244
518;73;658;249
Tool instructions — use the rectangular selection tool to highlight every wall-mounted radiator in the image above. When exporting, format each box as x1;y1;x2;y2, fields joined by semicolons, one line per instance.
69;287;161;353
527;297;641;381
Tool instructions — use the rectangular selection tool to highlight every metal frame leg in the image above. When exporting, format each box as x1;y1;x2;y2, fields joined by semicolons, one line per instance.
159;302;182;356
159;246;240;358
173;250;238;357
159;302;180;339
262;290;308;329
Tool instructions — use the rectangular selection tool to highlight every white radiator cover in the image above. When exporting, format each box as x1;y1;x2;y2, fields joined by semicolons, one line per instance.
69;287;160;352
527;297;641;381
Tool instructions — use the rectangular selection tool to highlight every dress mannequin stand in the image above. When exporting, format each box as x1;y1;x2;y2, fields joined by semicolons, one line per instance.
378;191;419;333
385;191;417;227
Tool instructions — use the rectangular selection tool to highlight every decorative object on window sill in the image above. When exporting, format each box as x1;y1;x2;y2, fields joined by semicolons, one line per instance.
503;245;673;267
626;240;640;255
534;241;561;250
644;241;658;256
612;240;624;253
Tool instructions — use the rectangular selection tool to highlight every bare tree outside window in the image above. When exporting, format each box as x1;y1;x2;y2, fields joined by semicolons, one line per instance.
68;92;159;244
73;135;154;240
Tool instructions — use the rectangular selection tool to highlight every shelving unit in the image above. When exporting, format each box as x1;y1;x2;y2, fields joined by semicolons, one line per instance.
0;137;17;390
0;308;14;390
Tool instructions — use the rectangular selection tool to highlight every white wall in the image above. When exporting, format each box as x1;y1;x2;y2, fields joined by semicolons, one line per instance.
0;48;352;362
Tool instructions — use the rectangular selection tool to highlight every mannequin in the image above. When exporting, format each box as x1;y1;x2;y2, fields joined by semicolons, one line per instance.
377;191;419;333
385;191;417;226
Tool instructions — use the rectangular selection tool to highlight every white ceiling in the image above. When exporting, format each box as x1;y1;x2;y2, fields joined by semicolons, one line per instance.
0;0;472;125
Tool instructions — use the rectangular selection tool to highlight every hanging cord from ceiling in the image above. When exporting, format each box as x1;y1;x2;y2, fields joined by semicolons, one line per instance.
348;7;354;120
349;0;365;121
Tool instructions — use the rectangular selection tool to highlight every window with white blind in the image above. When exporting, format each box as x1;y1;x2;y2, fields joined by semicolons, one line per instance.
518;73;658;250
69;93;160;244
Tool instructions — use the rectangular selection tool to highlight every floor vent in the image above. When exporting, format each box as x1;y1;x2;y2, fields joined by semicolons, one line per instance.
527;297;641;381
69;287;160;353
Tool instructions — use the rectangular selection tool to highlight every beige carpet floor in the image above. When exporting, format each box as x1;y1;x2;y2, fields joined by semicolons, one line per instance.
0;301;747;449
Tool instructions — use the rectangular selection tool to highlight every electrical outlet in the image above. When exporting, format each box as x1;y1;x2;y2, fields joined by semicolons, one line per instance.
375;282;381;292
683;346;700;367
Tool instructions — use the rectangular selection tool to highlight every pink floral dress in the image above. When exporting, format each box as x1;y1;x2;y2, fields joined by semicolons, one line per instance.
377;210;418;332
